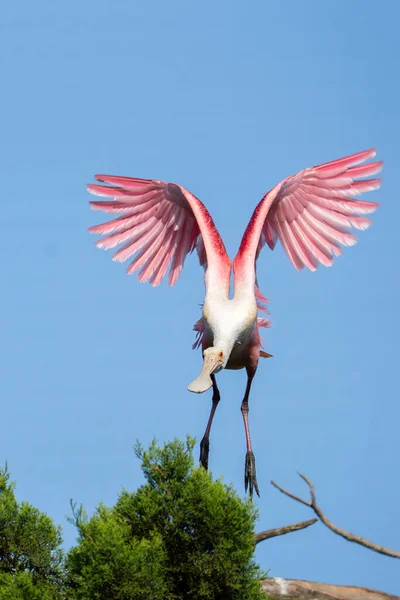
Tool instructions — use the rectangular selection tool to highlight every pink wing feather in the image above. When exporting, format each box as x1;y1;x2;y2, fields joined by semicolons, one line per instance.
235;149;382;275
88;175;230;287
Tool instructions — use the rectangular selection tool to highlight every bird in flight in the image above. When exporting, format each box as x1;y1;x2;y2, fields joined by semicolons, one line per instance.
88;148;382;498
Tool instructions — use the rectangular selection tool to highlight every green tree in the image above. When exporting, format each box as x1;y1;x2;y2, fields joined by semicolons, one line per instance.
0;464;64;600
66;437;265;600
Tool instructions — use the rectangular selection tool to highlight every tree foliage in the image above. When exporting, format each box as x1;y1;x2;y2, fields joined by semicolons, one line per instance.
0;464;64;600
66;437;265;599
1;439;397;599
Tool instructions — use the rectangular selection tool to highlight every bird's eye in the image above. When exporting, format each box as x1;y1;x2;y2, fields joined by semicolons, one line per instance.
218;351;223;359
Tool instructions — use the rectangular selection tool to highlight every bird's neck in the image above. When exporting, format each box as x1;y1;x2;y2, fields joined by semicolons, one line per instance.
203;293;258;369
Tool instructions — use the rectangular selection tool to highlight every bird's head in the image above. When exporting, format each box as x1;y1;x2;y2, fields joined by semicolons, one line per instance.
187;347;224;394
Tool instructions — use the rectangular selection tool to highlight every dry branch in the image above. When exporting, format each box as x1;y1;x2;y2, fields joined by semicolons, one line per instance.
255;518;317;544
271;473;400;559
260;577;400;600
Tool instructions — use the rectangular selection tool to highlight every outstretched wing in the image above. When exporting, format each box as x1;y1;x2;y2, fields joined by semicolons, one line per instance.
235;149;382;279
88;175;230;287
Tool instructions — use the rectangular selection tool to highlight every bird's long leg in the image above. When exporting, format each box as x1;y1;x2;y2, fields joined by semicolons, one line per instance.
199;374;220;470
241;368;260;498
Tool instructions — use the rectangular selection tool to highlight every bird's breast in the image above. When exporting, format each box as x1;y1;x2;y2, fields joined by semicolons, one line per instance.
202;296;257;341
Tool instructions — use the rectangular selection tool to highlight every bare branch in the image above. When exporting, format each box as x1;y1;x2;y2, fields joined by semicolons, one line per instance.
271;474;400;559
270;478;312;508
255;518;317;544
260;577;400;600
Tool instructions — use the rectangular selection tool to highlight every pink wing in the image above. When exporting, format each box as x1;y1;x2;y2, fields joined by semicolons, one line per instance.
88;175;230;287
235;149;382;274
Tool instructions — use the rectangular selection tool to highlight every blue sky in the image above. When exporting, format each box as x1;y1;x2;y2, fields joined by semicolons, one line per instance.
2;0;399;594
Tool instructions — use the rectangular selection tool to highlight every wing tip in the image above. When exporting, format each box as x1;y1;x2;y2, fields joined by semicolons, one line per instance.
314;148;379;175
87;184;102;196
357;148;377;161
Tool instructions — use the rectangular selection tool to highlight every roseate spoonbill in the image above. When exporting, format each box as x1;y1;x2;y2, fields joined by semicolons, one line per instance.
88;148;382;497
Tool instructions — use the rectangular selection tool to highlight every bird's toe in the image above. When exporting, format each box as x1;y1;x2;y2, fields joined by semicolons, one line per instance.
244;451;260;499
199;437;210;470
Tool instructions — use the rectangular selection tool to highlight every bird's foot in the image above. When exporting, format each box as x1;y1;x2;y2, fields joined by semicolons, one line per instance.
244;451;260;498
199;437;210;470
